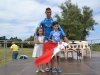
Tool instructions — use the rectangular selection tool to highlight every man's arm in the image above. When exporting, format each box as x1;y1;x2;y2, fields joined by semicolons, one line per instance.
58;25;69;43
9;47;12;55
64;37;69;43
18;46;19;50
9;48;12;53
58;25;66;36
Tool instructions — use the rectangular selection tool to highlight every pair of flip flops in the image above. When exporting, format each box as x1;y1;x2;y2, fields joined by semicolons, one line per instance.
36;69;45;73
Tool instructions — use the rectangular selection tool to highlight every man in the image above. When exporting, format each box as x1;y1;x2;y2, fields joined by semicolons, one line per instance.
9;42;19;61
34;7;69;71
35;7;68;42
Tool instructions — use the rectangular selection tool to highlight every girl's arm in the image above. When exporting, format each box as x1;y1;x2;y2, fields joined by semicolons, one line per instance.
34;38;40;44
27;38;39;45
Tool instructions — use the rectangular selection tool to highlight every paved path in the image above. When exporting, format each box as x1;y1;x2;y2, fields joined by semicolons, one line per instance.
91;51;100;57
0;51;100;75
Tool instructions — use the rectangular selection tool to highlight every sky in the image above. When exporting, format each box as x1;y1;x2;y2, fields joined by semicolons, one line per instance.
0;0;100;41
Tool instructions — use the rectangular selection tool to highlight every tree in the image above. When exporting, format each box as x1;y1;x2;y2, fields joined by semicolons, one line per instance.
24;35;34;48
10;37;22;41
0;36;7;40
24;35;34;41
9;37;22;47
0;36;7;47
55;0;98;40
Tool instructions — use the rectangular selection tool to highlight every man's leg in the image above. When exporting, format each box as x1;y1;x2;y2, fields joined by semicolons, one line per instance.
15;51;18;60
64;36;69;43
12;52;15;61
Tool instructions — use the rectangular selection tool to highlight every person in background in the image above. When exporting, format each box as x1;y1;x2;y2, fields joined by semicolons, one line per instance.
9;42;19;61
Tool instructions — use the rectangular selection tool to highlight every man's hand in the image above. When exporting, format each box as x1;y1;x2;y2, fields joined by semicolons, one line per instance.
64;37;69;43
9;51;11;55
59;39;62;44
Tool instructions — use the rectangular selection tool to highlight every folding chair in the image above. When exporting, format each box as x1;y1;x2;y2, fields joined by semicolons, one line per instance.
81;41;91;58
74;41;83;60
65;44;75;59
60;47;66;58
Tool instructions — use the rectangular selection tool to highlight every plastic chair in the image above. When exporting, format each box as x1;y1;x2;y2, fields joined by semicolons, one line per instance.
65;43;75;59
81;41;91;58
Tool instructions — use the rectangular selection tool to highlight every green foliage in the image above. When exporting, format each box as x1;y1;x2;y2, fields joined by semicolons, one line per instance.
0;36;7;40
24;35;34;41
9;37;22;47
55;0;98;40
0;47;33;67
24;35;34;48
10;37;22;41
0;36;34;48
92;44;100;51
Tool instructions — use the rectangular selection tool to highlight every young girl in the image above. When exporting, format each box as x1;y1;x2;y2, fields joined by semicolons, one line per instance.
32;27;45;73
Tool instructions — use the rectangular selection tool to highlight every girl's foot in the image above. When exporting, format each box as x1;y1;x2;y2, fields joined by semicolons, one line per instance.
40;69;45;72
36;70;39;73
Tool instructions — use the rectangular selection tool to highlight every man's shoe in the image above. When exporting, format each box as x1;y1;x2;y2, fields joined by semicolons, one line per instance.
45;68;50;71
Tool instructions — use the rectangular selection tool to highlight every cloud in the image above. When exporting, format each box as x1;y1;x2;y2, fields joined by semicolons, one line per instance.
0;0;46;40
87;25;100;40
0;0;100;40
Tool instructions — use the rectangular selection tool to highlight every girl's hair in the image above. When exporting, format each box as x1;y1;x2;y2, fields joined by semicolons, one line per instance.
36;27;44;36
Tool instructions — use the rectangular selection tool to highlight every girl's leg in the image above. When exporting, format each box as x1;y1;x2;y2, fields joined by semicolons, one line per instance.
39;64;45;72
35;57;40;73
36;65;39;73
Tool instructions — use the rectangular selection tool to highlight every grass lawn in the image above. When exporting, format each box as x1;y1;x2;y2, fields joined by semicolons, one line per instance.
0;44;100;67
0;47;33;67
91;44;100;51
